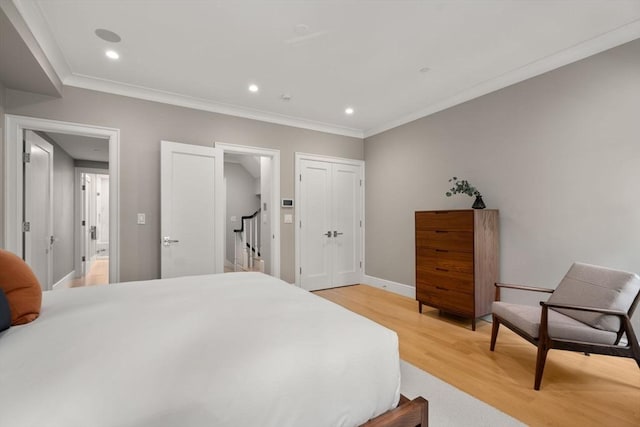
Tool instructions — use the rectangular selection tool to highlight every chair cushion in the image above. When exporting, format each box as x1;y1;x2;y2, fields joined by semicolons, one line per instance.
0;250;42;325
548;262;640;332
492;301;617;345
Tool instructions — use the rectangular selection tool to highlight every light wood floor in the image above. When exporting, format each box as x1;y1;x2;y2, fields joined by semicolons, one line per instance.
67;259;109;287
316;284;640;427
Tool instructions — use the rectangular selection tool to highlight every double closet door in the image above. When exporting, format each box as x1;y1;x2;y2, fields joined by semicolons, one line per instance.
297;156;363;291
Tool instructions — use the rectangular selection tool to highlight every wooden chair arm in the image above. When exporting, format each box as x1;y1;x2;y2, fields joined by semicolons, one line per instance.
494;282;554;301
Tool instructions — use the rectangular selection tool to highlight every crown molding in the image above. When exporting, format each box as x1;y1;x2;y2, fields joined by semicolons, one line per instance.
363;18;640;138
64;73;364;138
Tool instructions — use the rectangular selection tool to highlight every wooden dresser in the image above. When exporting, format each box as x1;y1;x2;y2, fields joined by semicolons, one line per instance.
415;209;499;330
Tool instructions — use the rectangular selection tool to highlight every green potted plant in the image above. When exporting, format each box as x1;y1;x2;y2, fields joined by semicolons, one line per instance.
445;177;485;209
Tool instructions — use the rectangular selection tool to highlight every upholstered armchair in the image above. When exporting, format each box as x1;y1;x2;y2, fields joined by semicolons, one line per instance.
490;262;640;390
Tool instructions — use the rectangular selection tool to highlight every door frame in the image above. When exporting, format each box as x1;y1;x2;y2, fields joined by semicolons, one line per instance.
4;114;121;283
74;167;109;280
294;153;365;287
215;142;281;279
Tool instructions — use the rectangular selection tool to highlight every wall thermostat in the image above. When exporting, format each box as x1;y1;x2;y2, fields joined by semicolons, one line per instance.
281;199;294;207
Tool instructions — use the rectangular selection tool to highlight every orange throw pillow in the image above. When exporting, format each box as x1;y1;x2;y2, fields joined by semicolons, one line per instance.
0;249;42;325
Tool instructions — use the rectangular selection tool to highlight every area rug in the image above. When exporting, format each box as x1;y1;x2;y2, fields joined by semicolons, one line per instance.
400;360;525;426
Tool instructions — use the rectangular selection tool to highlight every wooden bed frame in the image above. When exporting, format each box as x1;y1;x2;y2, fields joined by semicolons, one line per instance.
360;395;429;427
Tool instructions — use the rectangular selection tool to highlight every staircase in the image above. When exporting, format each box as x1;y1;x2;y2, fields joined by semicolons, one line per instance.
233;209;264;272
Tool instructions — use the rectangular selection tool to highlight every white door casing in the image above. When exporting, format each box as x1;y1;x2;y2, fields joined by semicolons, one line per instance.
161;141;224;278
23;130;54;290
295;154;364;290
81;173;89;276
4;115;120;283
215;142;281;279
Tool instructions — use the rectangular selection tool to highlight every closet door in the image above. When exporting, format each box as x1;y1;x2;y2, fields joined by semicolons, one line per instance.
331;163;361;287
298;157;363;291
299;160;333;290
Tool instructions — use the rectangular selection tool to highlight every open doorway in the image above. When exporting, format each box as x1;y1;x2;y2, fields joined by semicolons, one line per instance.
71;169;110;287
4;115;120;285
224;153;270;274
22;131;110;289
216;143;281;279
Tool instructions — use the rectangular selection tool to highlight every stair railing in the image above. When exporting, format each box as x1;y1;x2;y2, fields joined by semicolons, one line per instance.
233;209;261;271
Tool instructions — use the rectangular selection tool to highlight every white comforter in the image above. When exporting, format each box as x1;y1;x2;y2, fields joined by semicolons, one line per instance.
0;273;400;427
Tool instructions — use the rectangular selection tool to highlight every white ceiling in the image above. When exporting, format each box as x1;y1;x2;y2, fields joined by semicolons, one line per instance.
12;0;640;138
225;153;261;179
45;131;109;162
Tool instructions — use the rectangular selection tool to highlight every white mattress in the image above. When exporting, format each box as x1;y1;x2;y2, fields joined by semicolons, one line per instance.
0;272;400;427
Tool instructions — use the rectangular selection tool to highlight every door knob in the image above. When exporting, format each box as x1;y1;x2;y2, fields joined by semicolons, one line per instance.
163;236;180;246
324;231;332;237
333;231;344;237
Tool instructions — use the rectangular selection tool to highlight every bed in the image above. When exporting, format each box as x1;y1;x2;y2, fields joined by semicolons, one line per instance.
0;272;427;427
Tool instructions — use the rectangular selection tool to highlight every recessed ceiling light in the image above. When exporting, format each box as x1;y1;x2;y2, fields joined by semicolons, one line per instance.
105;50;120;60
95;28;121;43
345;107;354;115
248;84;259;93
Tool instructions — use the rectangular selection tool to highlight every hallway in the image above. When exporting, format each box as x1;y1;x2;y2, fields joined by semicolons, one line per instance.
66;259;109;287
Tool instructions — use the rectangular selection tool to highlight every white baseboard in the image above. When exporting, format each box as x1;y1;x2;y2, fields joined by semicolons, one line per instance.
53;270;75;290
362;275;415;299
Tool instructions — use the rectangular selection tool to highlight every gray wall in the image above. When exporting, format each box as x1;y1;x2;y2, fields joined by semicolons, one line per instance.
364;39;640;310
225;162;261;265
3;86;363;282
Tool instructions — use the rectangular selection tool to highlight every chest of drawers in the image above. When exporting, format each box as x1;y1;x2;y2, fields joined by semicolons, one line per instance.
415;209;499;330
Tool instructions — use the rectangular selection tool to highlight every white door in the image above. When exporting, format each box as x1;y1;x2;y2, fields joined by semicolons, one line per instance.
331;163;362;286
298;158;362;291
24;130;54;290
161;140;224;278
299;160;333;290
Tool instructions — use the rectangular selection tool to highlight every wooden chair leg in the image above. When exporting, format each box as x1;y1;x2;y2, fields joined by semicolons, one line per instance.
490;315;500;351
534;342;549;390
622;318;640;369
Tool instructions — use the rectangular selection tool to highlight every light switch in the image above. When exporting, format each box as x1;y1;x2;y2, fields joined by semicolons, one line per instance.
284;214;293;224
230;216;237;222
137;213;146;225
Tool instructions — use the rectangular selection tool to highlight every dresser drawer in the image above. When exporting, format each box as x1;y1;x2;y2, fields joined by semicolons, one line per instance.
416;286;474;315
416;270;474;294
416;248;474;275
416;230;473;252
415;211;473;231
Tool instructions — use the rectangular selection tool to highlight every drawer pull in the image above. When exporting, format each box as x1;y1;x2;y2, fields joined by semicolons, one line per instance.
434;211;449;214
435;249;449;253
435;267;449;272
435;230;448;233
435;286;448;291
